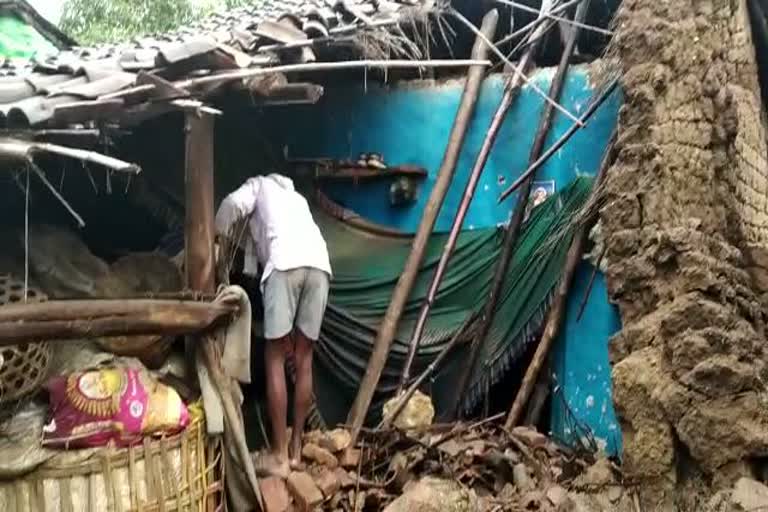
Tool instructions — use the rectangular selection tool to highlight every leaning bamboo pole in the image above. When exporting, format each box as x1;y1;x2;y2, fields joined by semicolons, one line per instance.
344;10;500;449
450;0;592;419
505;132;616;429
397;0;555;394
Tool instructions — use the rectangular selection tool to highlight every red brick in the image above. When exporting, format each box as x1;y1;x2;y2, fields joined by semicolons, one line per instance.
339;448;361;469
302;443;339;468
258;476;291;512
314;467;341;498
334;467;355;489
287;471;324;511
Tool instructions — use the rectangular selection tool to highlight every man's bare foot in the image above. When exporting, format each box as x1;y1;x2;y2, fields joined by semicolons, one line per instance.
253;452;290;479
289;436;304;471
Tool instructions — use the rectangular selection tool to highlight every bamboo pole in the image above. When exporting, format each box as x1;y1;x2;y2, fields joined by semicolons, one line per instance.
0;138;141;174
449;0;591;420
505;134;615;429
0;299;236;345
183;111;265;511
498;76;620;202
177;59;492;90
397;0;554;394
344;10;500;449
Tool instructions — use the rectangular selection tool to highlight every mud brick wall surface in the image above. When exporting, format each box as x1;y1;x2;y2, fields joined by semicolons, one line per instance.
600;0;768;507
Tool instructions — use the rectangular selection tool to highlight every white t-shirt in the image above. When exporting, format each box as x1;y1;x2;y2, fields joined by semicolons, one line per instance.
215;174;332;291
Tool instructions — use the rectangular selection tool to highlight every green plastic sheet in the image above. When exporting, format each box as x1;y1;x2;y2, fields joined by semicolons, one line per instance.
312;176;595;425
0;13;57;59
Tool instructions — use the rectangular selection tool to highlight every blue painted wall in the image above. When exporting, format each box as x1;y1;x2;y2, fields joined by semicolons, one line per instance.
274;64;622;233
269;65;624;456
550;262;623;457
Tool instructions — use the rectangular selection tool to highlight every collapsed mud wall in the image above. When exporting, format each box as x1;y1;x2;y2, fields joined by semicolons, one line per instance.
600;0;768;507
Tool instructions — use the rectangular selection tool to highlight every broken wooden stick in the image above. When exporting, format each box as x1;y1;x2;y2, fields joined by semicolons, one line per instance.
345;10;500;451
0;138;141;174
0;299;237;345
576;245;606;322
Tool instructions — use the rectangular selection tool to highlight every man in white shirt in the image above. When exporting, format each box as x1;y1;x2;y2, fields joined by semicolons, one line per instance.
215;173;331;478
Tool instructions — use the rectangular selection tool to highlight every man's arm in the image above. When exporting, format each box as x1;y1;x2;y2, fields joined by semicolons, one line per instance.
215;177;261;238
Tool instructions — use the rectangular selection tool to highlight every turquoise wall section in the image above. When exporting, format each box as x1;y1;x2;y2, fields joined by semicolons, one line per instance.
550;262;623;457
274;64;622;233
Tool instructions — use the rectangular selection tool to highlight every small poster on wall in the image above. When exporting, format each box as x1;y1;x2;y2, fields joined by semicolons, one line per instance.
524;180;556;222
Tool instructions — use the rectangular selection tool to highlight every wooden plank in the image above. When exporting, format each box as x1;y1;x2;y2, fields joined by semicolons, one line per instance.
183;111;265;511
53;99;125;124
0;299;237;345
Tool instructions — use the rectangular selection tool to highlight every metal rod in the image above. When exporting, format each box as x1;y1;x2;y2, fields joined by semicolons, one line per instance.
29;161;86;228
345;10;500;452
495;0;583;46
397;1;555;394
498;75;620;203
450;0;591;419
497;0;613;36
450;8;583;126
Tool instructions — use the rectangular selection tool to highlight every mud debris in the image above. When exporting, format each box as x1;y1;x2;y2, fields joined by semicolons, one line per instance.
258;422;636;511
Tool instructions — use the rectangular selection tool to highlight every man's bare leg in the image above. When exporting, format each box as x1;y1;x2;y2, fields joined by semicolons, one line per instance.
262;335;291;478
289;330;314;467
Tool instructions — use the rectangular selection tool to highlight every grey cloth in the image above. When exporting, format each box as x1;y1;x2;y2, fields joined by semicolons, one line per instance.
262;267;330;340
198;284;252;435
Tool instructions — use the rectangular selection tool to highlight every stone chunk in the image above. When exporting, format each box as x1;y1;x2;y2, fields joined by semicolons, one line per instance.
513;463;535;492
546;485;575;511
302;442;339;468
318;428;351;453
287;471;324;511
314;467;341;498
383;477;478;512
382;390;435;430
339;447;361;468
511;426;548;448
258;476;291;512
334;467;355;488
731;477;768;511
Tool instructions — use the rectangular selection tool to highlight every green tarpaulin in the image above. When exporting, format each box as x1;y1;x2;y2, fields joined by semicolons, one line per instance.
312;176;594;425
0;13;57;59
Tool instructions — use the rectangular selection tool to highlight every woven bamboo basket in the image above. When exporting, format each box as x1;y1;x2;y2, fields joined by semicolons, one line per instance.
0;274;53;404
0;414;223;512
